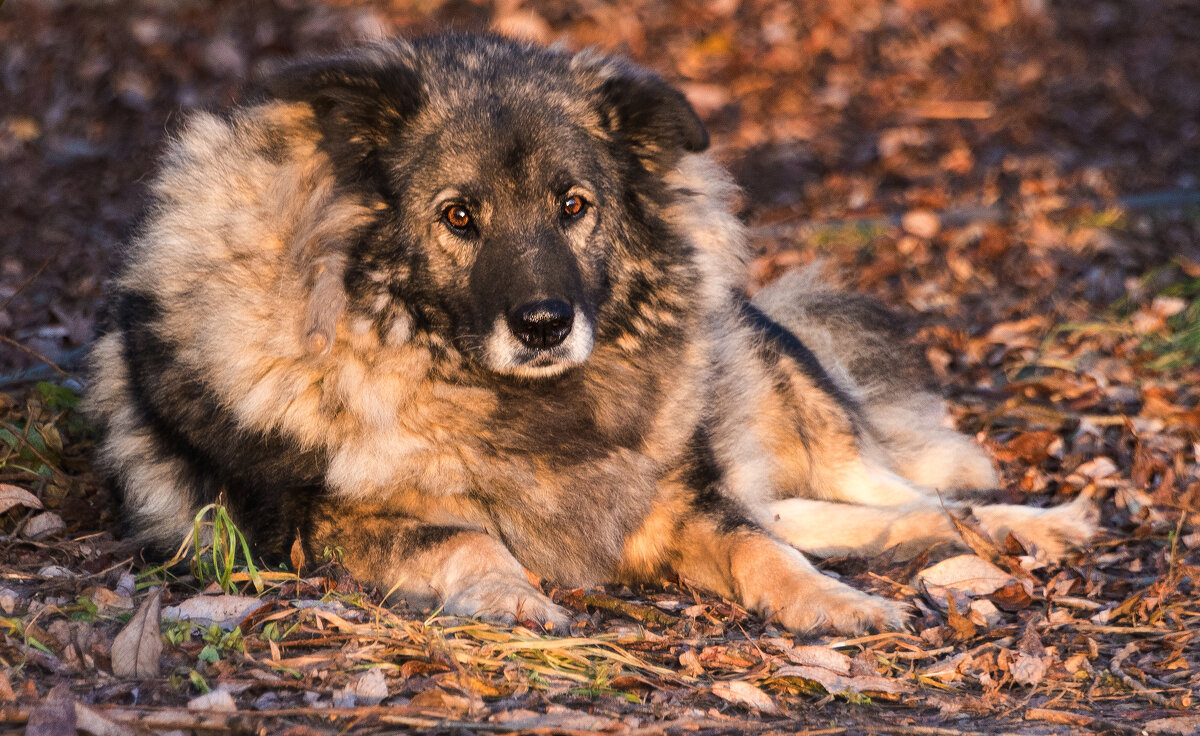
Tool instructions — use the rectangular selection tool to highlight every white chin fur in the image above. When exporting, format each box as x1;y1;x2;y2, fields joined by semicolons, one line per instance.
484;309;594;378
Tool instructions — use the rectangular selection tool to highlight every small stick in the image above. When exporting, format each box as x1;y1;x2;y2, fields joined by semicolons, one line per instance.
1110;641;1173;707
577;592;680;626
1025;707;1145;735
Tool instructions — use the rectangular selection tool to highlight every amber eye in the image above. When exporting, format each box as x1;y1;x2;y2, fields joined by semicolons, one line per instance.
442;204;472;231
562;195;587;218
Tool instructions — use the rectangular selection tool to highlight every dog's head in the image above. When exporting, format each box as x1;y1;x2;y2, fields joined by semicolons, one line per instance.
269;34;708;379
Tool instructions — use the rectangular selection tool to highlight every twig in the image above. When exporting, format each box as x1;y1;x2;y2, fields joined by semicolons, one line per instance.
0;257;52;314
0;346;88;387
0;335;73;380
1024;708;1145;735
854;726;1031;736
1051;596;1105;611
1074;624;1174;636
575;591;680;626
1110;641;1174;708
888;645;955;661
0;636;70;675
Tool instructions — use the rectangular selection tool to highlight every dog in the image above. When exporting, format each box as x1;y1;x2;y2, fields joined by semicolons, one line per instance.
86;33;1096;635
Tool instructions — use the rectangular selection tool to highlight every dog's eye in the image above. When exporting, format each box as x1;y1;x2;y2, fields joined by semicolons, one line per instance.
442;204;473;231
561;195;588;219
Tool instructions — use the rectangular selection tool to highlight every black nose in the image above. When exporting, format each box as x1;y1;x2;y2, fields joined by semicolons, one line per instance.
508;299;574;350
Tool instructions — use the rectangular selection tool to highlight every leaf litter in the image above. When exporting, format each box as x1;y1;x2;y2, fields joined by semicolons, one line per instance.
1;0;1198;733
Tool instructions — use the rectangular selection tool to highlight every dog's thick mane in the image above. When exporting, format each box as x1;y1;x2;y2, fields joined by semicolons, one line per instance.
92;82;746;566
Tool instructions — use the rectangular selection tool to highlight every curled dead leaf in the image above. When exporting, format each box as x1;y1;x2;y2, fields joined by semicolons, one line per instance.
710;680;780;714
162;594;265;630
111;589;162;679
0;484;42;515
917;554;1014;605
785;645;852;674
774;665;914;696
26;684;74;736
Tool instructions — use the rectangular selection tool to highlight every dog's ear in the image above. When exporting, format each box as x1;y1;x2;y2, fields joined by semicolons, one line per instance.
266;43;424;177
581;56;709;170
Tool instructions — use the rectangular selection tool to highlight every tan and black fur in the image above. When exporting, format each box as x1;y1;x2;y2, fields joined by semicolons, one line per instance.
87;34;1095;635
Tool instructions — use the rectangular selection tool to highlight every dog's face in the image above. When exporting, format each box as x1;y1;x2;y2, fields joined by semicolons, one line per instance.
269;35;707;378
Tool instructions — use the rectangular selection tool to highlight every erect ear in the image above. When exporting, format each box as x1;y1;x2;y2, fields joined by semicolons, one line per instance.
266;42;424;178
580;55;709;170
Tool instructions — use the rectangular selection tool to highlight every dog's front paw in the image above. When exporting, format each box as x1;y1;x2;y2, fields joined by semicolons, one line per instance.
770;581;905;636
731;539;905;636
442;575;570;630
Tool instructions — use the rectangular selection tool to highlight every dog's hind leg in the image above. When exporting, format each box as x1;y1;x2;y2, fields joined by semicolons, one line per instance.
309;503;569;629
750;267;999;495
768;496;1098;561
866;399;999;494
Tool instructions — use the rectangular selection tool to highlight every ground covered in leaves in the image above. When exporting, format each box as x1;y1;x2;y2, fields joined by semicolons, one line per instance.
1;0;1198;734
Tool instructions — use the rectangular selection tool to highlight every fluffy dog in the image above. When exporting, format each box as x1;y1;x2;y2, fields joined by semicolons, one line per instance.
87;33;1096;635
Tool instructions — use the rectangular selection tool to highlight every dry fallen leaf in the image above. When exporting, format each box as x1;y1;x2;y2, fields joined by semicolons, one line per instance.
917;554;1015;604
488;708;620;731
1009;624;1050;687
111;589;162;678
22;511;65;540
350;667;389;706
188;690;237;712
409;688;471;715
25;684;75;736
710;680;781;714
946;597;979;641
1144;716;1200;735
289;536;306;574
902;209;941;238
786;645;852;673
0;484;42;515
776;664;914;696
162;594;264;629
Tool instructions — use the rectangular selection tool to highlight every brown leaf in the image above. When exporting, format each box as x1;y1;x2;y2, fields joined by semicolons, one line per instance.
400;659;451;678
710;680;780;714
786;645;852;674
1005;430;1061;464
162;594;264;629
188;690;237;711
0;484;42;515
23;512;65;540
75;700;152;736
1144;716;1200;735
26;684;75;736
946;597;978;641
991;581;1034;612
1009;624;1049;687
409;688;470;715
289;536;305;574
111;589;162;678
774;665;914;696
490;708;619;731
678;648;704;677
946;511;1003;564
349;667;389;706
